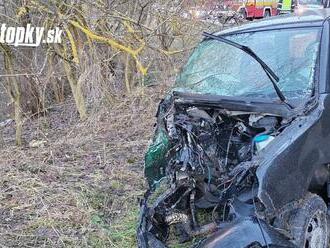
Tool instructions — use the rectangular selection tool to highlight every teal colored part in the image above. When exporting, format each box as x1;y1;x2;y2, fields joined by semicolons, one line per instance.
144;129;170;186
254;134;270;143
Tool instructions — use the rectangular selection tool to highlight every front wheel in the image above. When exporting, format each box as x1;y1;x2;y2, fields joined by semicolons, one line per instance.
287;194;328;248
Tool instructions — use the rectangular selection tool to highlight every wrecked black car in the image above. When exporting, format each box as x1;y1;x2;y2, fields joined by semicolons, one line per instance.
138;9;330;248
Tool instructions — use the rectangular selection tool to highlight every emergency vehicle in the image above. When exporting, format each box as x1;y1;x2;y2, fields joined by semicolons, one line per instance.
224;0;278;19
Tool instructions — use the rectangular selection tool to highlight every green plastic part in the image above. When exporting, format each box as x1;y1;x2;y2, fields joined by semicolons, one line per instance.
144;128;170;187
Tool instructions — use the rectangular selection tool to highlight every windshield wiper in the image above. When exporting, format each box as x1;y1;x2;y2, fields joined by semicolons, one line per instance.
203;32;294;109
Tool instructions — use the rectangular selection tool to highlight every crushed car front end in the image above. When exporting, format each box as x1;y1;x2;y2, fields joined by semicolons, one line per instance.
138;92;301;248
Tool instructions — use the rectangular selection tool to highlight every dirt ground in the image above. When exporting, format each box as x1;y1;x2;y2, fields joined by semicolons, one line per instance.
0;86;167;247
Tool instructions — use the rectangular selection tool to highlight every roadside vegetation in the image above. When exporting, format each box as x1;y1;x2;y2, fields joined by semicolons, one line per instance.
0;0;242;247
0;87;162;247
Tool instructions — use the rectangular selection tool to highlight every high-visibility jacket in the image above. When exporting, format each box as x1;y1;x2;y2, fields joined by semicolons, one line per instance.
281;0;293;10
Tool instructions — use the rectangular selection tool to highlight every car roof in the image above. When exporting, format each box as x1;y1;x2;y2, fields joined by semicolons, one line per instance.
216;9;330;35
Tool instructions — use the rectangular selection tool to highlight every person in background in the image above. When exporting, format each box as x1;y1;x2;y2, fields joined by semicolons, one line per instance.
277;0;328;14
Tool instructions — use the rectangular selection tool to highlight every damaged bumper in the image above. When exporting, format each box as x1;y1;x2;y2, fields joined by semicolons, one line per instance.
201;217;295;248
137;192;294;248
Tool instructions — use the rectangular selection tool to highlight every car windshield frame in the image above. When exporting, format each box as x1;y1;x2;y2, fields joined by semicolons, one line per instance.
174;26;322;102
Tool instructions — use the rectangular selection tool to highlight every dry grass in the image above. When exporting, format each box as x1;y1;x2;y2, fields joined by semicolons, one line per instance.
0;12;242;247
0;85;168;247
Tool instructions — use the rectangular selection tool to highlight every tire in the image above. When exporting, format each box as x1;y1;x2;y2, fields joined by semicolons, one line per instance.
264;10;271;18
287;193;328;248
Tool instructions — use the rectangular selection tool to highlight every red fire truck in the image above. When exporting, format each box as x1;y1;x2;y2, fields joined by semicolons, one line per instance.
224;0;279;19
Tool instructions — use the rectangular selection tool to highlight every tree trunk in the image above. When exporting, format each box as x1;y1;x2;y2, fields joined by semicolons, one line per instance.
63;59;87;120
1;45;23;146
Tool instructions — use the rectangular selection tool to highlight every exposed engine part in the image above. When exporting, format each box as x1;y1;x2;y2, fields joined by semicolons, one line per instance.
141;100;287;247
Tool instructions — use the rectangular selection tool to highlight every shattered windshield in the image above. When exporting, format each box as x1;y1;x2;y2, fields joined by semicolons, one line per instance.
175;28;321;99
